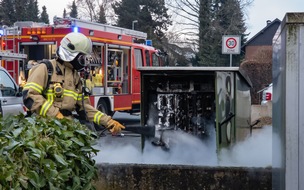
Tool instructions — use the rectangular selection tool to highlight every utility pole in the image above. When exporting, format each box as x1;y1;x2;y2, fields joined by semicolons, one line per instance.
132;20;138;30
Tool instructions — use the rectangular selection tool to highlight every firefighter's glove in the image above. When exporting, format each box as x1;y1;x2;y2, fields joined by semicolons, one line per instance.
56;112;64;119
107;119;125;134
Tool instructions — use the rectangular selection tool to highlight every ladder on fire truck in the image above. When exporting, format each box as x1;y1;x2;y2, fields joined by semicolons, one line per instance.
1;25;19;52
0;51;27;60
0;25;27;82
53;17;148;40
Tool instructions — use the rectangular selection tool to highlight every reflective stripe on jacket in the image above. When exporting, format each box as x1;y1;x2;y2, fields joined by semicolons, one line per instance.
23;59;111;127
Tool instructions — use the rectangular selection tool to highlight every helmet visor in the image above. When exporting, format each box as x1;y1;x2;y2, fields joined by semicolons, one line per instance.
58;46;79;62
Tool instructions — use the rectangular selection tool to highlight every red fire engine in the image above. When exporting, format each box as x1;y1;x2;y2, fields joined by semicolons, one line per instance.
1;17;165;115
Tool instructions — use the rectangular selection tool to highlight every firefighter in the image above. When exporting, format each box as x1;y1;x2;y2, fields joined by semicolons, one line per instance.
22;32;125;134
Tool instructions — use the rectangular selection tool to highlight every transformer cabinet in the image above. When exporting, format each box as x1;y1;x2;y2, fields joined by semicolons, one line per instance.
138;67;252;151
272;12;304;190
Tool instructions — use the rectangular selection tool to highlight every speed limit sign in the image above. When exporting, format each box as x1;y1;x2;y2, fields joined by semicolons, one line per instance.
222;36;241;54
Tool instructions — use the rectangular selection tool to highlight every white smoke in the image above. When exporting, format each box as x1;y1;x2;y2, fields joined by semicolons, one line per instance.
218;126;272;167
94;129;217;166
93;125;272;167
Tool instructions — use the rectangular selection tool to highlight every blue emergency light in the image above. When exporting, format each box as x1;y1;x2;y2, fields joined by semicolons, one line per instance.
73;27;79;33
146;40;152;46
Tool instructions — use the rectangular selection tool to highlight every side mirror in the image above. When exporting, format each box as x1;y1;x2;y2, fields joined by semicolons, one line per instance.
16;86;23;97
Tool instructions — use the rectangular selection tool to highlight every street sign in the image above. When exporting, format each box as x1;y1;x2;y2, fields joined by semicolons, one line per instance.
222;36;241;54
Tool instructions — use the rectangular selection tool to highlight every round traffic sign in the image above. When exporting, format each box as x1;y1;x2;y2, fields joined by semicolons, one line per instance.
226;38;237;49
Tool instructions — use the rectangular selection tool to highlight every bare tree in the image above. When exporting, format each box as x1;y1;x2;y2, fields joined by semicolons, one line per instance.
165;0;199;49
72;0;116;23
165;0;253;50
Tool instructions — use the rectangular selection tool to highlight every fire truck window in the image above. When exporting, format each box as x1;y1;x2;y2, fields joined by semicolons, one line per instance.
92;46;102;64
107;50;124;94
134;49;143;67
0;70;16;97
30;45;46;60
50;44;57;59
152;53;159;66
90;45;104;88
121;49;129;94
22;45;51;60
145;50;150;66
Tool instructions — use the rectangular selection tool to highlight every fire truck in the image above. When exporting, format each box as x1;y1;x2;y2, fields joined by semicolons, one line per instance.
0;17;165;115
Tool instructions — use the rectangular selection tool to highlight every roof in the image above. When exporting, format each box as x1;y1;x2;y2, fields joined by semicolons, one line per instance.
137;66;253;87
137;66;240;72
244;18;281;47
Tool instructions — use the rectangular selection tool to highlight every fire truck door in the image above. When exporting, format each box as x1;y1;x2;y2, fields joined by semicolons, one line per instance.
216;72;235;149
132;49;144;100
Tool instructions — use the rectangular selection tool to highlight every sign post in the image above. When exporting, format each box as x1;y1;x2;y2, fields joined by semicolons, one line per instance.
222;36;241;66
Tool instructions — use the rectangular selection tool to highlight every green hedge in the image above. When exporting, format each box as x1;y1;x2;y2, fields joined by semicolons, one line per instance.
0;114;99;190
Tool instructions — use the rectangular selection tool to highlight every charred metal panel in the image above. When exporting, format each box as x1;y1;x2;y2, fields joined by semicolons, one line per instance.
139;67;252;150
141;71;215;136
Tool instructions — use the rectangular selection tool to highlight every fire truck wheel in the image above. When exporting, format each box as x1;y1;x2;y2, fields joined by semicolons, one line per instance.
97;99;114;116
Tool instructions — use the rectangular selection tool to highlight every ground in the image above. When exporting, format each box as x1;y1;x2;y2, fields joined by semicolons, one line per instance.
253;116;272;128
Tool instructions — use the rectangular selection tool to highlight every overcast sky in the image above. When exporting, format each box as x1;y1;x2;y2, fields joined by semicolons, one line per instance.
38;0;303;39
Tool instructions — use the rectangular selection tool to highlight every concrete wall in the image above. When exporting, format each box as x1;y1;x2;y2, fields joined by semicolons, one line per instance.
251;103;272;123
95;163;272;190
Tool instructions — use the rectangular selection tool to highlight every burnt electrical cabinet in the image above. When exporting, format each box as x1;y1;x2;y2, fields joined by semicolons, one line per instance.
138;67;252;150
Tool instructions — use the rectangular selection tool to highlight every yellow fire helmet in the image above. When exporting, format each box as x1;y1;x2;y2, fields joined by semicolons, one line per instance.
58;32;93;62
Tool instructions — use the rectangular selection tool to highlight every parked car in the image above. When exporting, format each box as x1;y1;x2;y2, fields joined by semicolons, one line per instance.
261;83;273;105
0;66;26;117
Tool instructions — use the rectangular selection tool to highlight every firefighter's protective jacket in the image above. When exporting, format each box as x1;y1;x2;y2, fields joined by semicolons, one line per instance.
22;59;111;127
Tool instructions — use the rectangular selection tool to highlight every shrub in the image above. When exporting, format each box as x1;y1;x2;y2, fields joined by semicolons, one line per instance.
240;59;272;104
0;114;99;190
